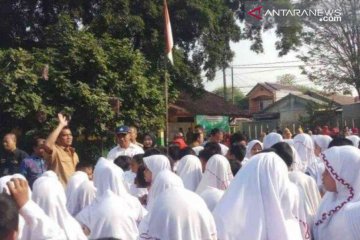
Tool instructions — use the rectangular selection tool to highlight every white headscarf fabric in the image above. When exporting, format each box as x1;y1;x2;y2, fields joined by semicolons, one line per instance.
32;171;86;240
65;171;89;215
139;188;217;240
143;154;171;182
67;180;96;216
199;186;224;211
195;154;233;194
146;170;184;212
76;190;140;240
289;171;321;239
313;146;360;240
176;155;203;191
290;145;305;172
344;201;360;240
245;140;263;159
346;135;360;148
293;133;318;171
313;135;332;152
263;132;283;149
212;152;302;240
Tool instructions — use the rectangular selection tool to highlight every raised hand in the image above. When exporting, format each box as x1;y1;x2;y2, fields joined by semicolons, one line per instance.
7;178;29;209
58;113;69;127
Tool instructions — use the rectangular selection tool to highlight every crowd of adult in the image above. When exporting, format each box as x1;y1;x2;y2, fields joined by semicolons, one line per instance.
1;113;360;240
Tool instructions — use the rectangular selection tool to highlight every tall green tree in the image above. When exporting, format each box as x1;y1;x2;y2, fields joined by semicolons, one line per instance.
298;0;360;97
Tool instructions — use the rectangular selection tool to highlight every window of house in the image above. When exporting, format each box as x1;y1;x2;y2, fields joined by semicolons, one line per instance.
260;99;273;110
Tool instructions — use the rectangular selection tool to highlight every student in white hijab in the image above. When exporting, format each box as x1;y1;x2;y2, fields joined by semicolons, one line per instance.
213;152;302;240
67;180;96;216
76;158;146;239
139;187;217;240
313;135;333;154
271;142;321;239
263;132;283;149
242;140;263;165
65;171;89;215
346;135;360;148
2;177;67;240
143;154;171;183
199;186;224;211
176;154;202;191
313;146;360;240
146;170;184;212
195;154;233;194
32;171;87;240
138;170;185;236
293;133;318;174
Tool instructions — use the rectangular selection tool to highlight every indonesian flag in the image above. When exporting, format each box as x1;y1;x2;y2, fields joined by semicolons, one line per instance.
164;0;174;65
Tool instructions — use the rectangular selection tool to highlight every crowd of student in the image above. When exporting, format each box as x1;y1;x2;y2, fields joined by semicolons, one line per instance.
1;113;360;240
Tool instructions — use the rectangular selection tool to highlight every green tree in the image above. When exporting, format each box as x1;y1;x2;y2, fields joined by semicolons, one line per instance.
276;74;296;85
0;16;164;142
298;0;360;97
212;87;248;110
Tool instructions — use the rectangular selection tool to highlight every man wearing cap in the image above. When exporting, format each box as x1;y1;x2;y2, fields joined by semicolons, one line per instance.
107;125;144;161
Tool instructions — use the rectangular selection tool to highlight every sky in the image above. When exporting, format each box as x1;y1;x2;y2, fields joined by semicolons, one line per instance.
203;28;316;95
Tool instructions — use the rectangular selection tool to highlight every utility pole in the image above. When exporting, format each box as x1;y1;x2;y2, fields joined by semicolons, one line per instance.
223;67;227;101
231;66;234;104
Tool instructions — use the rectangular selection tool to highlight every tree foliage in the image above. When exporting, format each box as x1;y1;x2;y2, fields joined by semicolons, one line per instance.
212;87;248;110
276;73;296;85
298;0;360;97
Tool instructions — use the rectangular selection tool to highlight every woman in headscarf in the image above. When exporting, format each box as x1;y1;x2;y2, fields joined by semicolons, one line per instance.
346;135;360;148
142;133;156;151
293;133;318;173
195;154;233;194
67;180;96;217
213;152;302;240
272;142;321;240
139;187;217;240
32;171;87;240
65;169;90;216
76;158;146;239
199;186;224;211
242;140;263;166
143;154;171;184
176;154;202;191
263;132;283;149
313;146;360;240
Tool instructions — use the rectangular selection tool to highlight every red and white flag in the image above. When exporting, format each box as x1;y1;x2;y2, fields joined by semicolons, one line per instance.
163;0;174;65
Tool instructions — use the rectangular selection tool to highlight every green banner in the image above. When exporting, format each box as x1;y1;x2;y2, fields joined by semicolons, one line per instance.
195;115;229;134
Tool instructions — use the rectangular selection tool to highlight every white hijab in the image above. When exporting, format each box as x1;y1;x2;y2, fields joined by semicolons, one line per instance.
32;171;86;240
290;145;305;172
195;154;233;194
76;190;139;240
313;135;333;152
65;171;89;215
245;140;263;159
199;186;224;211
293;133;318;171
213;152;302;240
146;170;184;212
313;146;360;240
67;180;96;216
289;171;321;239
344;201;360;240
176;154;203;191
143;154;171;182
263;132;283;149
139;188;217;240
346;135;360;148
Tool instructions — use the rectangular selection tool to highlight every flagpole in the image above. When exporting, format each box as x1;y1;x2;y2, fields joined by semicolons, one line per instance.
163;0;173;147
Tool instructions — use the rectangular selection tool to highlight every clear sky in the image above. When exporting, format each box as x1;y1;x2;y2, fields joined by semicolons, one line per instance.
203;28;316;95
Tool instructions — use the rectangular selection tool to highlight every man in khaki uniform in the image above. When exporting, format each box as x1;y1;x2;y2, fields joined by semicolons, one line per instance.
44;113;79;186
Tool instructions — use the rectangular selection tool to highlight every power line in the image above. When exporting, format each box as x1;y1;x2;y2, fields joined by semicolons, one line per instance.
231;65;305;69
231;60;302;67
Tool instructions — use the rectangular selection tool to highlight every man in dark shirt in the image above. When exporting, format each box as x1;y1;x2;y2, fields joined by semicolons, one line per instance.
20;137;46;188
0;133;28;176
